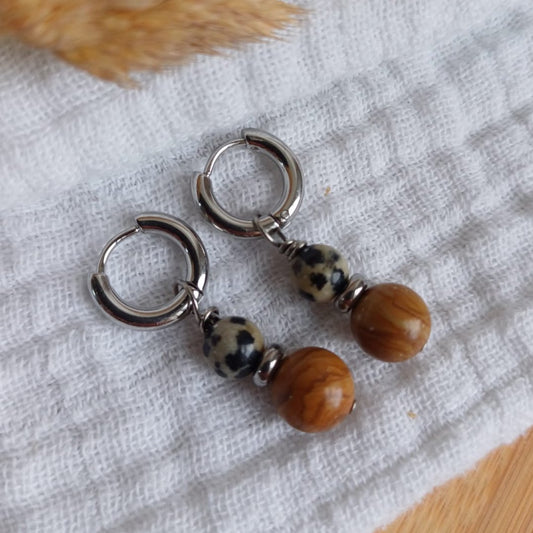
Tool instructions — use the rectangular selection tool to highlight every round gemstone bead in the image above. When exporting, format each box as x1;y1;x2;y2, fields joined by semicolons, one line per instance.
350;283;431;362
290;244;350;303
203;316;264;378
269;347;355;433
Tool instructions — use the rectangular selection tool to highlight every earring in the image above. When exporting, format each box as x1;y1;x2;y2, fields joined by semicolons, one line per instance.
192;129;431;363
89;212;356;433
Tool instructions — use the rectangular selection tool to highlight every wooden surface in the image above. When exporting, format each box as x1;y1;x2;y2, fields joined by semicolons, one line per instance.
379;426;533;533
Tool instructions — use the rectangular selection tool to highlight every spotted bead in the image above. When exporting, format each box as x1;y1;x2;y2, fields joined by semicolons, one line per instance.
290;244;350;303
202;316;265;379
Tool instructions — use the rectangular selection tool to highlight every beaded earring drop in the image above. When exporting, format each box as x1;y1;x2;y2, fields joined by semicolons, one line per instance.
193;129;431;363
89;213;355;433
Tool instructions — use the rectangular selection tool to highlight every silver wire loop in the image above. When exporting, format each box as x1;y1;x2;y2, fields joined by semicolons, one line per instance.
192;128;303;238
254;215;288;246
173;280;220;331
254;215;307;260
173;280;204;326
89;213;208;329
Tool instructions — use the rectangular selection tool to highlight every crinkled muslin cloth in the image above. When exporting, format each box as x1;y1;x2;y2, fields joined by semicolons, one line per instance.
1;1;533;532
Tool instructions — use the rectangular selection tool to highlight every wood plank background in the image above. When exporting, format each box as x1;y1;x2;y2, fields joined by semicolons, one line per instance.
379;426;533;533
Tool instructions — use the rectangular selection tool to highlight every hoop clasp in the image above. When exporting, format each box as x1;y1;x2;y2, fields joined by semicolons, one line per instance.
89;213;208;329
192;128;303;238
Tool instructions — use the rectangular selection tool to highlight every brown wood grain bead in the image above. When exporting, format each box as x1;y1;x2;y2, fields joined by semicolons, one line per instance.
350;283;431;362
269;347;355;433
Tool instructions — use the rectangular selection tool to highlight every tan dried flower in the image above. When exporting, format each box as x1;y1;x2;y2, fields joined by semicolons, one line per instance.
0;0;302;83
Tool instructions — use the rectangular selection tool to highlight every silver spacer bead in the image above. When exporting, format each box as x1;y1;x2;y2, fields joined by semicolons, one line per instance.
278;239;307;261
334;274;368;313
350;398;357;414
253;344;285;387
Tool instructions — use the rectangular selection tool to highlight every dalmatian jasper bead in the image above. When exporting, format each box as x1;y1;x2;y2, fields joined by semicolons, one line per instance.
290;244;350;303
202;316;265;379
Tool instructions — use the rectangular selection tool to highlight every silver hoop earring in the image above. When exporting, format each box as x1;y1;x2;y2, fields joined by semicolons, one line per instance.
193;129;431;363
90;212;356;433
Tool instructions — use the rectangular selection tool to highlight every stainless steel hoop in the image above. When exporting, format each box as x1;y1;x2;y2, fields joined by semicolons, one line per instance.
192;128;303;238
89;213;208;329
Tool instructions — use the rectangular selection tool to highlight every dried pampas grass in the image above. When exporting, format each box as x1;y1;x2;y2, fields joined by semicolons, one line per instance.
0;0;302;83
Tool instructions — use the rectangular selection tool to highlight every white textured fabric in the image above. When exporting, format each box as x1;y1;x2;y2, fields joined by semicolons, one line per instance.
1;1;533;532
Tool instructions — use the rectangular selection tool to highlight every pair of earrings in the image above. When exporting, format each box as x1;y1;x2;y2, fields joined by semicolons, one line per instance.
90;129;431;433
